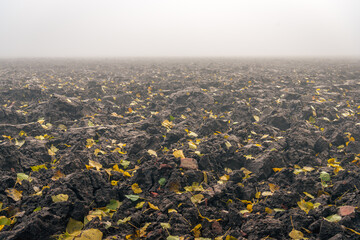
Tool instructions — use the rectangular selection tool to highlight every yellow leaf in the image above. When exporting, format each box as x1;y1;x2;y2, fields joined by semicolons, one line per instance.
262;191;273;197
253;115;260;122
162;119;174;129
148;202;160;211
188;141;197;150
117;216;131;224
51;194;69;203
255;192;261;198
147;149;157;157
173;150;185;159
168;209;177;213
74;228;103;240
94;148;106;156
269;183;280;193
48;145;59;156
128;108;133;113
31;164;47;172
123;171;131;177
89;160;102;171
247;204;253;212
297;199;313;214
139;222;151;238
66;218;83;234
265;207;273;214
272;168;283;172
5;188;22;201
289;228;304;239
111;180;118;186
135;201;145;209
303;192;314;199
131;183;142;194
191;224;202;238
190;194;204;204
86;139;95;148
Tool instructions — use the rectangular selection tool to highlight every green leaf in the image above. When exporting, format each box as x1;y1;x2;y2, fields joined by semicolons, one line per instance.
106;199;122;210
33;206;41;212
125;195;139;201
320;171;330;182
158;178;166;186
0;217;11;226
17;173;29;182
325;214;342;222
169;115;175;121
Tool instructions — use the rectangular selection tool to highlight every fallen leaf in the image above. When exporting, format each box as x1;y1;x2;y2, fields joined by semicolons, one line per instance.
106;199;122;210
325;214;342;222
160;223;171;229
289;228;304;239
48;145;59;156
338;206;355;216
74;228;103;240
89;160;102;171
191;224;202;238
191;194;204;204
31;164;47;172
66;218;83;234
147;149;157;157
51;170;65;181
131;183;143;194
5;188;22;201
51;194;69;203
173;150;185;159
125;195;139;201
117;216;131;224
135;201;145;209
269;183;280;193
148;202;160;210
297;199;313;214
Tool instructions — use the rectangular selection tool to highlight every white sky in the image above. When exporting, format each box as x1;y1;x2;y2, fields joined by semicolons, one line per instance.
0;0;359;57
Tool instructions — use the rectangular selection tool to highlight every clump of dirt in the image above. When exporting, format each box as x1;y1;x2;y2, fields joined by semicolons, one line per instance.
0;58;360;240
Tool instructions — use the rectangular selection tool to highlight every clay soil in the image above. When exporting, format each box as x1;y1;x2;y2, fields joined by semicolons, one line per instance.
0;58;360;240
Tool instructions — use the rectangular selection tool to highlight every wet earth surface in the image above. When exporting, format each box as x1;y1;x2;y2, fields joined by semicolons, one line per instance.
0;58;360;240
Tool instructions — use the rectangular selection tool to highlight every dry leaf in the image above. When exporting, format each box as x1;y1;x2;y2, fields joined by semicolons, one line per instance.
5;188;22;201
173;150;185;159
289;228;304;239
147;149;157;157
148;202;160;211
131;183;143;194
89;160;102;171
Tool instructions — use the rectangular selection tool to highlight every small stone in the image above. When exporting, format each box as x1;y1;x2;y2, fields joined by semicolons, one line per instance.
180;158;198;170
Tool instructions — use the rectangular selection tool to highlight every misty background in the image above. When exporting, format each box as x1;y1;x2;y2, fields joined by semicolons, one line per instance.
0;0;359;58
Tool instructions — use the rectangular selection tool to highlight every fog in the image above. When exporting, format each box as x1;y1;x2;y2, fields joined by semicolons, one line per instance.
0;0;359;58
